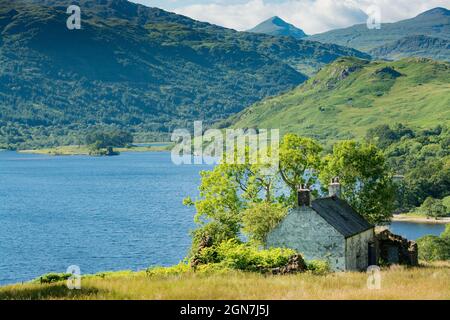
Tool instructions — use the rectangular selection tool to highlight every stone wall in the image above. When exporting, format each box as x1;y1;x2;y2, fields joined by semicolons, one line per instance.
375;229;419;266
266;207;346;271
345;229;375;271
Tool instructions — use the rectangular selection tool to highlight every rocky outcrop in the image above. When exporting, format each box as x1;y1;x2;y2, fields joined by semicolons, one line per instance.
270;254;307;275
375;229;418;266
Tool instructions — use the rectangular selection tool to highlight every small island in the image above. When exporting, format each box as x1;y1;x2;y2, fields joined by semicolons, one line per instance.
19;129;172;156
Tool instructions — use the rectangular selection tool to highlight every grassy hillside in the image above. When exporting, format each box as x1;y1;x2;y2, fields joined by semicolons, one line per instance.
0;0;368;149
369;35;450;62
308;7;449;61
1;262;449;300
227;57;450;144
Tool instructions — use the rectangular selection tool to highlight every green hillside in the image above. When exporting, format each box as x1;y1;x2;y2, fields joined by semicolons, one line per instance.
369;35;450;62
227;57;450;143
308;7;449;60
0;0;368;149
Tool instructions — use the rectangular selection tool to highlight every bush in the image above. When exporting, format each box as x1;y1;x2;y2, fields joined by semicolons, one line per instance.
442;224;450;240
419;197;448;219
33;273;71;284
195;239;297;272
417;235;450;261
306;260;330;275
146;263;190;277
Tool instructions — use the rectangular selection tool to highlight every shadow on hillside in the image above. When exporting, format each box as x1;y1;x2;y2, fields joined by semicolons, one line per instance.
0;284;102;300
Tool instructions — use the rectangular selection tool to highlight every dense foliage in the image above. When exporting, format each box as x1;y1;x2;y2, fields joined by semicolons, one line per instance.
185;134;394;261
194;239;297;272
85;128;133;149
0;0;368;150
366;124;449;213
417;225;450;261
320;141;395;223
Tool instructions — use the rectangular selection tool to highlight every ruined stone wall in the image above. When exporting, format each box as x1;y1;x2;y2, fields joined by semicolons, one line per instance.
375;229;419;266
345;229;375;271
266;207;346;271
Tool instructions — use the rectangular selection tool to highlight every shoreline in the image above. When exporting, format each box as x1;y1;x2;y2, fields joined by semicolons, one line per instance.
17;144;173;156
392;215;450;224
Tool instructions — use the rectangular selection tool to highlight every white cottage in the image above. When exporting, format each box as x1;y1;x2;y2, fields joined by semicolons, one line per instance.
266;181;376;272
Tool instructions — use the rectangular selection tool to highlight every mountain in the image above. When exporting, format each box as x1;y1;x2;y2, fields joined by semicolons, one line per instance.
308;7;450;60
0;0;369;149
247;16;307;39
369;35;450;61
226;57;450;143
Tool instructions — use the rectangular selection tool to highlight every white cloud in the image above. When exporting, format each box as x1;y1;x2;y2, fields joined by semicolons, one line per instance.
167;0;449;34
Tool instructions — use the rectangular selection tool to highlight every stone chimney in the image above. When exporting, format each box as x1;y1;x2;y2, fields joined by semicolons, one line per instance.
297;185;311;207
329;177;341;198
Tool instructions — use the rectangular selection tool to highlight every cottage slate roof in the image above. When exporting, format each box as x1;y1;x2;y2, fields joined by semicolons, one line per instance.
311;197;374;238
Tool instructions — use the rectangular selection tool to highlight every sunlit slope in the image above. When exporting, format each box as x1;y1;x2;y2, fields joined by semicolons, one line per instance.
227;57;450;142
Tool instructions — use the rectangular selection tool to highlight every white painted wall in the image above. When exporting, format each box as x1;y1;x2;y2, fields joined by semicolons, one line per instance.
345;228;375;271
266;207;346;271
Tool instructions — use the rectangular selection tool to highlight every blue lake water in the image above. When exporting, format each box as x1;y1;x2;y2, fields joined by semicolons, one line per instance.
0;151;211;285
389;221;446;241
0;151;447;285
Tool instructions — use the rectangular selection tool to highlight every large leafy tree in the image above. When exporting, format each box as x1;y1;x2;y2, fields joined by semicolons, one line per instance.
279;134;323;198
184;146;284;251
183;164;244;252
320;141;395;224
419;197;448;219
187;134;398;252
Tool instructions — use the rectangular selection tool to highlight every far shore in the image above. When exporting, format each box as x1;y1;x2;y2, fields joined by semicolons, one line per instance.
17;144;173;156
392;214;450;224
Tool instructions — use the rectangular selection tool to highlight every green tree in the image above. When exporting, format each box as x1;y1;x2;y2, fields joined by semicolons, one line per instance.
183;164;245;252
242;202;288;245
417;235;450;261
279;134;323;200
85;128;133;149
441;224;450;240
420;197;448;219
320;141;395;224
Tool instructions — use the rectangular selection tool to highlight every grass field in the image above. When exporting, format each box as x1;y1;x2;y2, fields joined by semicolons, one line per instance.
1;262;449;300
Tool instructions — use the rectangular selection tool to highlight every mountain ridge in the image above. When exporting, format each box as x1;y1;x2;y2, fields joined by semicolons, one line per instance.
307;7;450;60
247;16;307;39
226;57;450;143
0;0;369;149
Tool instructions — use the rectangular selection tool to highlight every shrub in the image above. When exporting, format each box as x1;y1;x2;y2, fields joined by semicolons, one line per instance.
33;273;71;284
419;197;448;219
195;239;297;272
306;260;330;275
146;263;190;277
441;224;450;240
417;235;450;261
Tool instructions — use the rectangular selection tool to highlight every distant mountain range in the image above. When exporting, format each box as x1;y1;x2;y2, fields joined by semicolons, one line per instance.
247;16;307;39
308;7;450;61
226;57;450;142
369;35;450;61
0;0;369;149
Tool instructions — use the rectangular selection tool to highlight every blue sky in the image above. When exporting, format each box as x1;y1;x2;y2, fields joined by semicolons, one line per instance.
131;0;449;34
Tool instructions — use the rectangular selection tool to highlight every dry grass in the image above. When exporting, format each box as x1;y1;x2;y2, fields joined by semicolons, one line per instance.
1;262;449;300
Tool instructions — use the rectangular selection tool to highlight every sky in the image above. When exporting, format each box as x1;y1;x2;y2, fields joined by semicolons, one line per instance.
130;0;449;34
